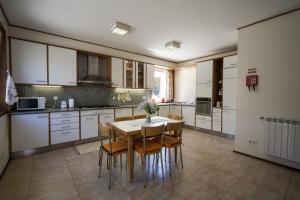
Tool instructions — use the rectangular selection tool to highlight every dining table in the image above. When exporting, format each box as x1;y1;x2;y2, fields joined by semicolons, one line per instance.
109;116;182;183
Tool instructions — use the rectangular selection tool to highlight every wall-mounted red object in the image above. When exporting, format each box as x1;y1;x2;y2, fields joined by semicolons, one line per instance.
246;75;258;91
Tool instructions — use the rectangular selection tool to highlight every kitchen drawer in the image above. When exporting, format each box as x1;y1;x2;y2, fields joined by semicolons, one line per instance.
213;108;222;113
99;114;114;126
81;110;101;116
196;115;211;121
50;116;79;125
213;123;221;132
115;108;132;118
51;123;79;132
50;111;79;119
213;117;221;123
169;105;181;115
133;107;146;115
196;118;211;130
51;129;79;145
99;109;114;115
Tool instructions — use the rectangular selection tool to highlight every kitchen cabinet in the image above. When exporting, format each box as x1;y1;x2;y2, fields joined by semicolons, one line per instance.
223;67;238;79
48;46;77;86
124;60;136;88
222;109;236;135
136;61;146;88
146;64;155;89
196;60;213;84
158;105;169;118
223;55;238;69
99;109;114;126
182;106;195;126
196;82;212;98
11;39;47;84
115;108;132;118
223;78;237;109
111;57;123;87
50;111;79;144
212;108;222;132
133;107;146;116
81;111;99;139
196;115;211;130
11;113;49;152
169;105;181;115
0;114;9;175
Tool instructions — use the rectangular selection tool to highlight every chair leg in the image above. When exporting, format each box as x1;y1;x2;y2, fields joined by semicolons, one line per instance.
98;149;103;178
107;154;109;169
174;147;178;164
109;155;112;190
179;145;183;170
168;148;172;177
160;151;164;180
164;148;167;161
143;154;147;188
126;153;128;172
120;154;122;170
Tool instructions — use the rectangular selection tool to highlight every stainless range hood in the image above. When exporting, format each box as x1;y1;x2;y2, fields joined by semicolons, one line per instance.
77;52;113;85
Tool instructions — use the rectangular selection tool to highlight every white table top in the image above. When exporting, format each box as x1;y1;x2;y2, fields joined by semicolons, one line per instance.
110;116;182;135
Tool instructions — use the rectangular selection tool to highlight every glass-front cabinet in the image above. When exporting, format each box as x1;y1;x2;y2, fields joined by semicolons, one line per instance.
135;61;146;88
124;60;135;88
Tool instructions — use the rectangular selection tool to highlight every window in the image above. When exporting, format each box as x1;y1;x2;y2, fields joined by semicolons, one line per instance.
152;68;173;101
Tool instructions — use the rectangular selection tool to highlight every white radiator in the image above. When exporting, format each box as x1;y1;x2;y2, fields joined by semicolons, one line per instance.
262;117;300;162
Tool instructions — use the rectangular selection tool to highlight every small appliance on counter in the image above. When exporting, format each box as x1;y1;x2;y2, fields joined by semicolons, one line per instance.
17;97;46;111
61;101;67;109
68;98;74;108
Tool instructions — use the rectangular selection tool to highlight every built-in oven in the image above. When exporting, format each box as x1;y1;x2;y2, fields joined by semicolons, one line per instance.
195;97;212;115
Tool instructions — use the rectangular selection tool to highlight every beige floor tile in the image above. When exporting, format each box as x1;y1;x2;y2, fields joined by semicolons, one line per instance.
291;170;300;186
0;176;30;200
285;182;300;200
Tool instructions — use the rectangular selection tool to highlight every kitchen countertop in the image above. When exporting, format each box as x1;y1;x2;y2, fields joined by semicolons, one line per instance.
9;103;195;115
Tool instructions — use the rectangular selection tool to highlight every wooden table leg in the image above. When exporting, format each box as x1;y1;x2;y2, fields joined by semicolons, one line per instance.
127;135;134;183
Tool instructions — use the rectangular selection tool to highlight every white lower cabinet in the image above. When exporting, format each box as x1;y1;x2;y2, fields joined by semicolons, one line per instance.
222;109;236;135
196;115;211;130
50;111;79;144
81;115;98;139
11;113;49;152
182;106;195;126
115;108;132;118
169;105;181;115
213;108;222;132
99;109;114;126
158;106;169;117
133;107;146;116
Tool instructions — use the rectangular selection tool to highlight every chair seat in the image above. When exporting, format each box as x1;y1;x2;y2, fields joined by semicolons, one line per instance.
155;135;180;148
134;140;161;155
103;141;127;154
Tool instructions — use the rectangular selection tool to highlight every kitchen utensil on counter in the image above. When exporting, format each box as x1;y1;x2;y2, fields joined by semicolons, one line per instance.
53;96;59;108
61;101;67;109
69;98;74;108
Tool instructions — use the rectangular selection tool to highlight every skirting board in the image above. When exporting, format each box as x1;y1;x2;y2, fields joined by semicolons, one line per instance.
184;125;235;140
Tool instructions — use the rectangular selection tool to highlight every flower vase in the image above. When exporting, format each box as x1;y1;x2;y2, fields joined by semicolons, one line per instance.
146;113;151;123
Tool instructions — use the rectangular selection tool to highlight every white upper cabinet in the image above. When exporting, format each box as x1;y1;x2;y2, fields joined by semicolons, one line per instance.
11;39;47;84
124;60;136;88
48;46;77;86
196;82;212;98
135;61;146;89
196;60;213;84
223;55;238;69
146;64;155;89
111;57;123;87
223;78;237;109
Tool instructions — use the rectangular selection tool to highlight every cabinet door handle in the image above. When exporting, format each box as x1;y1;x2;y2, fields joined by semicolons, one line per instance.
68;82;76;84
62;120;71;122
61;132;70;134
62;126;71;129
38;116;48;118
37;80;47;83
86;117;95;120
61;113;71;116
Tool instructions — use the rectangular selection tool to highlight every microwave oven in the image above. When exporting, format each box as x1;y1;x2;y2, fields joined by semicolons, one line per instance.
17;97;46;111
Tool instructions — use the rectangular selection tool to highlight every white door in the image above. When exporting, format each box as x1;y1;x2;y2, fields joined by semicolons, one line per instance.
223;78;237;109
48;46;77;86
222;109;236;135
11;39;47;84
223;55;238;69
196;83;212;98
196;60;213;84
11;113;49;152
111;57;123;87
81;115;98;139
146;64;154;89
182;106;195;126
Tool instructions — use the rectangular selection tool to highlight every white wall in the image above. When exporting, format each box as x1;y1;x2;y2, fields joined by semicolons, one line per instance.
0;114;9;175
235;10;300;169
174;66;196;103
9;26;176;68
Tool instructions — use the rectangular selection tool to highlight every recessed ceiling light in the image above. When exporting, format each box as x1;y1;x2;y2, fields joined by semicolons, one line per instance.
165;41;181;50
111;22;131;36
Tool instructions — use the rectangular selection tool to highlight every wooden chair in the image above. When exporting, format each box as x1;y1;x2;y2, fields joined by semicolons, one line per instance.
98;123;128;189
133;114;147;119
156;122;184;177
134;124;165;188
167;114;183;120
115;116;134;122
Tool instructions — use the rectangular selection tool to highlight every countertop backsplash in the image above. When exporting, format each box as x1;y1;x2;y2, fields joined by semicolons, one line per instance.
16;85;150;108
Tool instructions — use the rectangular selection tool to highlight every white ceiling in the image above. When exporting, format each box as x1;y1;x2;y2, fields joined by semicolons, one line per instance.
2;0;300;62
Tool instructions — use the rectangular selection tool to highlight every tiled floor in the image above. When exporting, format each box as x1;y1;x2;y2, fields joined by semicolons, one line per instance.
0;128;299;200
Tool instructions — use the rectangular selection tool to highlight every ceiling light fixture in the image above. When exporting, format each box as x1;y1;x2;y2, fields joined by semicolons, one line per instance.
111;22;131;36
165;41;181;50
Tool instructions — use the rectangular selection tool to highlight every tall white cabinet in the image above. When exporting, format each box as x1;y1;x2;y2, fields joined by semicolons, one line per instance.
111;57;123;87
196;60;213;98
146;64;155;88
48;46;77;86
222;55;238;135
11;39;48;84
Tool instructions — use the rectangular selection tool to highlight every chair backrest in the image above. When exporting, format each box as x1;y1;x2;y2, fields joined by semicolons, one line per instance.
141;124;165;154
99;123;113;153
133;114;147;119
165;122;184;141
168;114;183;120
115;116;134;122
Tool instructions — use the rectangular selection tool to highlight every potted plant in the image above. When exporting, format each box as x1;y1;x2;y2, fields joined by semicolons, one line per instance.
138;101;160;123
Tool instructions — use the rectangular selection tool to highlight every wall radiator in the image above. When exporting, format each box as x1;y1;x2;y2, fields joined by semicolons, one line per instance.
261;117;300;162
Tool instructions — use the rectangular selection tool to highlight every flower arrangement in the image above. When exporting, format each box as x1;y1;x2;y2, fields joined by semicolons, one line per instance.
138;101;160;114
